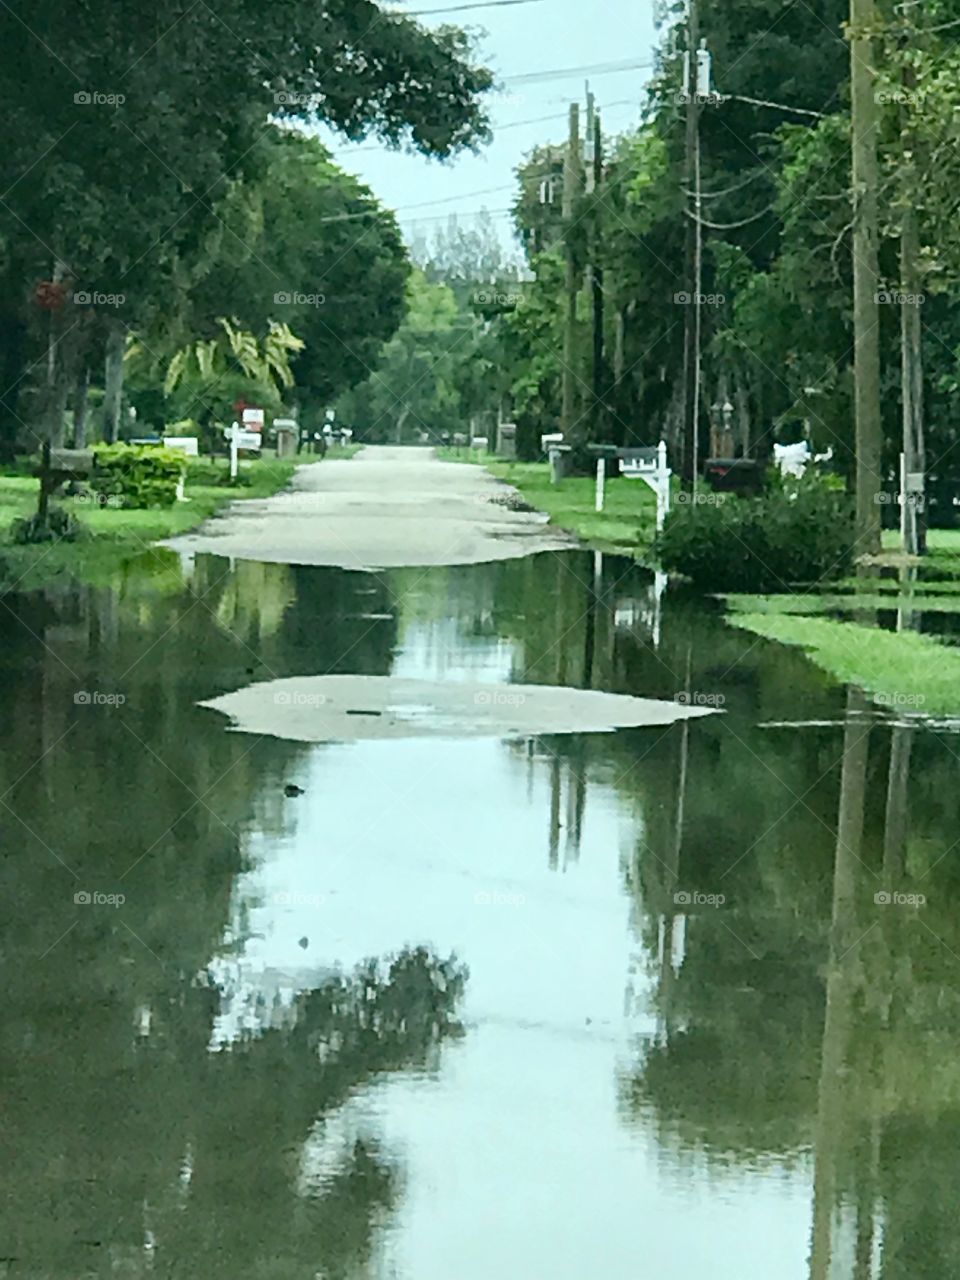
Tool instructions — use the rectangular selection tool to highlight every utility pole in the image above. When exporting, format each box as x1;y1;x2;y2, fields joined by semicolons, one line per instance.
681;0;702;493
562;102;582;443
849;0;883;553
584;84;605;440
899;54;926;556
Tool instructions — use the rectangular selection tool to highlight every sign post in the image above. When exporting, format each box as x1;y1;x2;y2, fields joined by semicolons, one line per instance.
228;423;262;481
595;457;606;512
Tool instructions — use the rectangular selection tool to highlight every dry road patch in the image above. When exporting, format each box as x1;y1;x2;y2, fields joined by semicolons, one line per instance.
165;445;575;570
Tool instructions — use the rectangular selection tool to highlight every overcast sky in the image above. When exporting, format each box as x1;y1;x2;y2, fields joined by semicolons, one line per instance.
318;0;659;252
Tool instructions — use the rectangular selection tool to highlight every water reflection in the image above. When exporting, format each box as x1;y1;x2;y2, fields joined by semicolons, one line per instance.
1;550;959;1277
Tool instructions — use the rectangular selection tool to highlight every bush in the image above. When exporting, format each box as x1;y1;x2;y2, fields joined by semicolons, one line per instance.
186;458;255;487
658;474;854;591
10;505;82;544
90;443;187;509
163;418;200;437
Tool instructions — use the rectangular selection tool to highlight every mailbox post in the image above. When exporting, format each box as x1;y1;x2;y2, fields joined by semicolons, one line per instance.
229;423;262;480
618;441;672;531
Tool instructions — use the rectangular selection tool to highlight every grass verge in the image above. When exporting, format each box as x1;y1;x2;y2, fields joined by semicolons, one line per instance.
0;450;338;592
724;592;960;616
727;612;960;715
438;449;658;555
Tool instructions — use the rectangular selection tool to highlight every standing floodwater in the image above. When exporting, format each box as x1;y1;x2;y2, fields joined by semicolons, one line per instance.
1;549;958;1278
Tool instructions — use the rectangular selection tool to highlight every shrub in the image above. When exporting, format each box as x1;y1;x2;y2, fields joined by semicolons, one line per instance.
10;505;82;544
658;473;854;591
186;458;254;487
90;443;187;509
163;418;199;437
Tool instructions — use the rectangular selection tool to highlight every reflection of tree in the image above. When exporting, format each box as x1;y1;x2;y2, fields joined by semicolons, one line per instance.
0;559;458;1277
168;947;467;1280
617;645;960;1278
2;944;467;1278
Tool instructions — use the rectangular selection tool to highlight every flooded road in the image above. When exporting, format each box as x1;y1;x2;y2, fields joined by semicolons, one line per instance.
2;548;959;1278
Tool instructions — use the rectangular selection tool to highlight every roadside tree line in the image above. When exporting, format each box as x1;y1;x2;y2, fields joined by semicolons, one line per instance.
0;0;492;457
345;0;960;542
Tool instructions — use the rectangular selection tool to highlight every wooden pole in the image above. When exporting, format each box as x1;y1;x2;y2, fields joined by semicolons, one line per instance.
681;0;701;492
592;110;605;441
562;103;581;443
899;57;925;556
849;0;883;553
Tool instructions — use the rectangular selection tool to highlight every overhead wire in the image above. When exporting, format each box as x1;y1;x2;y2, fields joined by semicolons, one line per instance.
403;0;547;12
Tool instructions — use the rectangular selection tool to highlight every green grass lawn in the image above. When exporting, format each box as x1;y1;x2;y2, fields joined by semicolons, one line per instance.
438;449;658;556
724;591;960;616
0;450;337;592
727;535;960;713
727;612;960;716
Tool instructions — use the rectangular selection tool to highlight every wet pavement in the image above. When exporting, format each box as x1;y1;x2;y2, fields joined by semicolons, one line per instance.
1;548;959;1278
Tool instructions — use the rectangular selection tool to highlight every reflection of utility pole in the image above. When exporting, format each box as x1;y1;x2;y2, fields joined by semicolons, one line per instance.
658;643;692;1041
884;565;917;882
562;102;582;442
548;752;561;869
809;686;871;1280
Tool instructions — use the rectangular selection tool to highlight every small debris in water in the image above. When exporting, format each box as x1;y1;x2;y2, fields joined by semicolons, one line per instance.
298;936;309;949
283;783;305;797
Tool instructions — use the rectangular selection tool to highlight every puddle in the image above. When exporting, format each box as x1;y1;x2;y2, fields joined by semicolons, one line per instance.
2;549;958;1278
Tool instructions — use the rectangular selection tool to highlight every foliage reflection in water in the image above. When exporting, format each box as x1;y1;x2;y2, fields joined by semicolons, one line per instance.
0;550;958;1278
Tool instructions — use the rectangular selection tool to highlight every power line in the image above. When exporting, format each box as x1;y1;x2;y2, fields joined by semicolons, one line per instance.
404;0;547;12
723;93;827;120
315;186;514;223
684;204;775;230
497;98;638;131
683;166;767;201
335;98;639;156
502;58;653;86
399;206;516;224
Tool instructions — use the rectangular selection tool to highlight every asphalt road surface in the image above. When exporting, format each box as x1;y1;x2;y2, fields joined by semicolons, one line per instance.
165;446;576;570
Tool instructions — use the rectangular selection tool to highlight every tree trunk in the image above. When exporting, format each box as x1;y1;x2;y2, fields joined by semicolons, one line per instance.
46;379;69;448
103;322;125;444
44;260;71;447
849;0;883;553
73;367;90;448
0;290;27;461
735;371;751;458
395;405;411;445
899;211;925;556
